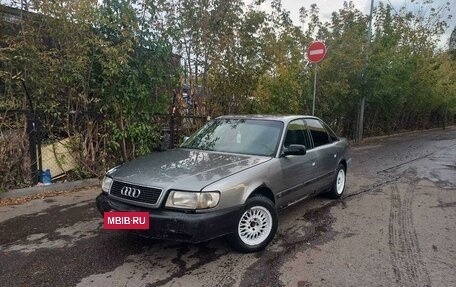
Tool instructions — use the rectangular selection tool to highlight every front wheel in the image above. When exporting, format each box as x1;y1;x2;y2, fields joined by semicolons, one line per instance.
227;196;278;253
327;164;346;199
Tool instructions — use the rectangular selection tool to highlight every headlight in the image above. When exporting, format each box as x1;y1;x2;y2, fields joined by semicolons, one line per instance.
101;176;113;193
165;191;220;210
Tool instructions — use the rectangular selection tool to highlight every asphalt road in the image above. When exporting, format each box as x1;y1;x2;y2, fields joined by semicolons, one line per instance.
1;127;455;287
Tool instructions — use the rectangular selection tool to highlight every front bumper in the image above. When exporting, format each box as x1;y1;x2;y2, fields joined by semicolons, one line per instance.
96;193;242;243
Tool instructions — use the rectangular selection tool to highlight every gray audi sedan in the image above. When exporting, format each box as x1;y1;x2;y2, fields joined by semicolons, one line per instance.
96;115;350;252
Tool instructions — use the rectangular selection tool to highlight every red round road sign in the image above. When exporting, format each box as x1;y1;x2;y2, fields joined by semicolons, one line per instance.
307;41;327;63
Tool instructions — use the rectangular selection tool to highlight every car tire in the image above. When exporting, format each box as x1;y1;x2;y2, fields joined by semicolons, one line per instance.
227;195;278;253
327;164;346;199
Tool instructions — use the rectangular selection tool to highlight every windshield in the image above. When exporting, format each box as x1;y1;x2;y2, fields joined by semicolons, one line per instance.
181;119;284;156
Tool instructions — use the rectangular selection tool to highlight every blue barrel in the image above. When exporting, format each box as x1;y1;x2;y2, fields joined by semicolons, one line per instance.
41;169;52;185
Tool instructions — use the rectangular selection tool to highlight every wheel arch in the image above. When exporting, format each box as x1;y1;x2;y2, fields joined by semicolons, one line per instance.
245;185;276;206
339;159;347;171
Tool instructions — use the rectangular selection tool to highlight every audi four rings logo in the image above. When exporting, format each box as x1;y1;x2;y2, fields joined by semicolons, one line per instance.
120;186;141;198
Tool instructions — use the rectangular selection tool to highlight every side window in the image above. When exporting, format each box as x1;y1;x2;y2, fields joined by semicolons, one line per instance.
306;119;330;147
322;121;339;142
284;119;311;149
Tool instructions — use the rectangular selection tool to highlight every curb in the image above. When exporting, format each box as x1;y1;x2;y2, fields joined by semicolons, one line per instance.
1;178;100;199
350;125;455;146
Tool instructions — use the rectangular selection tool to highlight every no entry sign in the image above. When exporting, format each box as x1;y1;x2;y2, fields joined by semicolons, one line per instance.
307;41;327;63
307;41;327;116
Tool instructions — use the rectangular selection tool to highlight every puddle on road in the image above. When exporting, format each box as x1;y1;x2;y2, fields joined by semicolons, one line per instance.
4;219;101;253
0;228;155;286
72;200;340;287
238;202;339;287
0;200;102;253
0;200;96;246
382;146;456;190
0;182;353;287
77;240;233;287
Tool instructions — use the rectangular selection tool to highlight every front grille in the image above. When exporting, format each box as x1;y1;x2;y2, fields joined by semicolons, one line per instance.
109;181;163;206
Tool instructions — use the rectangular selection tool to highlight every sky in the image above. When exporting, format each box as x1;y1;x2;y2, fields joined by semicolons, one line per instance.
256;0;456;47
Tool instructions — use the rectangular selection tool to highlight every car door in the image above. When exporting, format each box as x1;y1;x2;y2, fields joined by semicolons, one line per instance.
305;118;338;191
276;119;319;207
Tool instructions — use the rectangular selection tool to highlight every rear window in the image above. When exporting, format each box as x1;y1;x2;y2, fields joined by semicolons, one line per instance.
306;119;330;147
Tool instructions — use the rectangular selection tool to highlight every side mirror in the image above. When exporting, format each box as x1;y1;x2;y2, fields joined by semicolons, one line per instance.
283;144;306;156
183;136;190;143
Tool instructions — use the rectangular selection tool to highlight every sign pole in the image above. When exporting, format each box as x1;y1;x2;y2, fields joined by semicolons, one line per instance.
312;64;317;116
307;41;326;116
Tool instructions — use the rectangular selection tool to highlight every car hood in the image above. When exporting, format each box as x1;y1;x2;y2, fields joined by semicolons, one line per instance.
108;149;271;191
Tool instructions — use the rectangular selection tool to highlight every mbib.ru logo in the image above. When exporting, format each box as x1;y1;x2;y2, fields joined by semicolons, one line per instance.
103;211;149;229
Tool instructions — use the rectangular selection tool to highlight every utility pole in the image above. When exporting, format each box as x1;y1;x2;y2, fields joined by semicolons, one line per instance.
357;0;374;142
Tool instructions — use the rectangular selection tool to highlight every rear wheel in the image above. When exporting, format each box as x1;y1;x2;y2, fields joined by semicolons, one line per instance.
227;196;278;253
327;164;346;199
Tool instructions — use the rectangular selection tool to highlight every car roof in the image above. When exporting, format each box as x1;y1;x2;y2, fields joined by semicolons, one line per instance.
216;114;321;123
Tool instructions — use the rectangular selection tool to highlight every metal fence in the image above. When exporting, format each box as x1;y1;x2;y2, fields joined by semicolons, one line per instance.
0;108;207;190
0;109;41;187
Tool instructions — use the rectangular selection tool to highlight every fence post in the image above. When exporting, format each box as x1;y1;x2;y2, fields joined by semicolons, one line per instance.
36;115;43;178
169;113;175;149
26;112;39;184
175;114;180;147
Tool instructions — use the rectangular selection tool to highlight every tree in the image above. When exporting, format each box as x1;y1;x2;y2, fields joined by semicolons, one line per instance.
450;26;456;59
